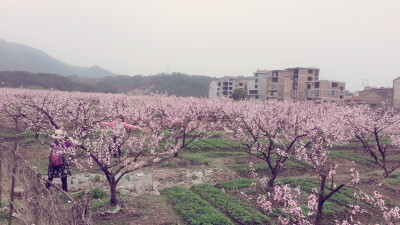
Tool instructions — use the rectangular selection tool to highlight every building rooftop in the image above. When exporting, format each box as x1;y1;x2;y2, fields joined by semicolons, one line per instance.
285;67;319;70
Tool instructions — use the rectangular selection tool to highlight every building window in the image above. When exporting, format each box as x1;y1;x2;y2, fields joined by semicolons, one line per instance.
340;95;343;99
255;73;258;77
307;83;312;89
294;69;299;75
218;82;221;86
229;92;232;94
223;82;228;85
223;91;228;95
308;69;313;74
340;87;344;90
229;82;233;85
315;82;319;88
255;84;258;88
249;90;258;94
255;79;258;83
308;76;312;81
229;87;232;90
331;91;338;96
272;77;278;82
223;87;228;90
315;90;320;97
255;95;259;99
332;83;338;88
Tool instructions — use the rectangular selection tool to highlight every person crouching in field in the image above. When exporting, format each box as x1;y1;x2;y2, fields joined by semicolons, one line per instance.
100;116;145;163
45;129;73;192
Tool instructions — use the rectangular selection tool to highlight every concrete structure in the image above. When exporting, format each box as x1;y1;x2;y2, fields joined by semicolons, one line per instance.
356;87;393;108
344;96;363;105
209;67;346;104
393;77;400;107
209;76;251;98
249;67;346;104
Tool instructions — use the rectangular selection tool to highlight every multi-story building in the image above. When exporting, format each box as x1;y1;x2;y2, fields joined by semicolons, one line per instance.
210;67;346;104
247;70;287;100
248;67;346;104
209;76;251;98
393;77;400;107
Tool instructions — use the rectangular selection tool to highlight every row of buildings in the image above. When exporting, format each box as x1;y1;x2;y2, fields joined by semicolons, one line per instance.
209;67;346;104
346;77;400;108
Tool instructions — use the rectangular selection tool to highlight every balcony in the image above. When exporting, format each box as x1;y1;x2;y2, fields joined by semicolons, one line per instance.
304;90;313;97
268;84;277;90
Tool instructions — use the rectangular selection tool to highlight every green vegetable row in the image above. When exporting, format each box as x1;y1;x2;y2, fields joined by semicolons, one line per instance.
161;186;233;225
191;184;273;225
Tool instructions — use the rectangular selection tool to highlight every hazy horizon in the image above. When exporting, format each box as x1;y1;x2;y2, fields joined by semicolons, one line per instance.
1;0;399;91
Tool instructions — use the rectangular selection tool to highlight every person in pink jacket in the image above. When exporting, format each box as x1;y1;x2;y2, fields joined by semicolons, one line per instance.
100;116;144;162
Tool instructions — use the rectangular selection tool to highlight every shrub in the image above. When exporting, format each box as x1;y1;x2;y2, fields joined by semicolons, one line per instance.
93;175;101;182
91;187;107;199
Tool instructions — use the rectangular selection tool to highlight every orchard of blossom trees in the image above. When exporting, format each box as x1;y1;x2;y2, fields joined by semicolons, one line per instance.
0;88;399;224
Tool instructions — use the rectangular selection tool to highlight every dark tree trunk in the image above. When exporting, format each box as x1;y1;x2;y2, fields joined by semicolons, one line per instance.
104;171;118;206
109;182;117;206
173;151;179;157
315;175;326;225
267;170;278;188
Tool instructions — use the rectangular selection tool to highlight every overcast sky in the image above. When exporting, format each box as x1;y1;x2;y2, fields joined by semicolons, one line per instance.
1;0;399;91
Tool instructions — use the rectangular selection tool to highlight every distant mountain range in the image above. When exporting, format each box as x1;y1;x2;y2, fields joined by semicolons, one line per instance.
0;39;117;77
0;38;219;97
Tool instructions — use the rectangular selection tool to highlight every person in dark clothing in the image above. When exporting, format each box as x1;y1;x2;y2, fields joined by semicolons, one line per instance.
45;129;73;192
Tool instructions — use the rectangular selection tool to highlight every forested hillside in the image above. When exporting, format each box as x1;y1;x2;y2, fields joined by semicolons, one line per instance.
0;71;216;97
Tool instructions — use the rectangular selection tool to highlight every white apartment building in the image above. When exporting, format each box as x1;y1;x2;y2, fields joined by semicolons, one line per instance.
209;77;250;98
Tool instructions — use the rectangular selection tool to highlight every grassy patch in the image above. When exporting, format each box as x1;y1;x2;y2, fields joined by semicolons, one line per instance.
71;191;85;199
0;212;9;221
161;186;233;225
90;199;110;210
278;177;356;207
162;162;176;167
90;187;108;199
0;130;36;139
185;138;240;150
215;179;257;190
329;150;375;165
231;159;312;176
191;184;273;225
180;153;211;165
201;152;246;158
388;173;400;179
